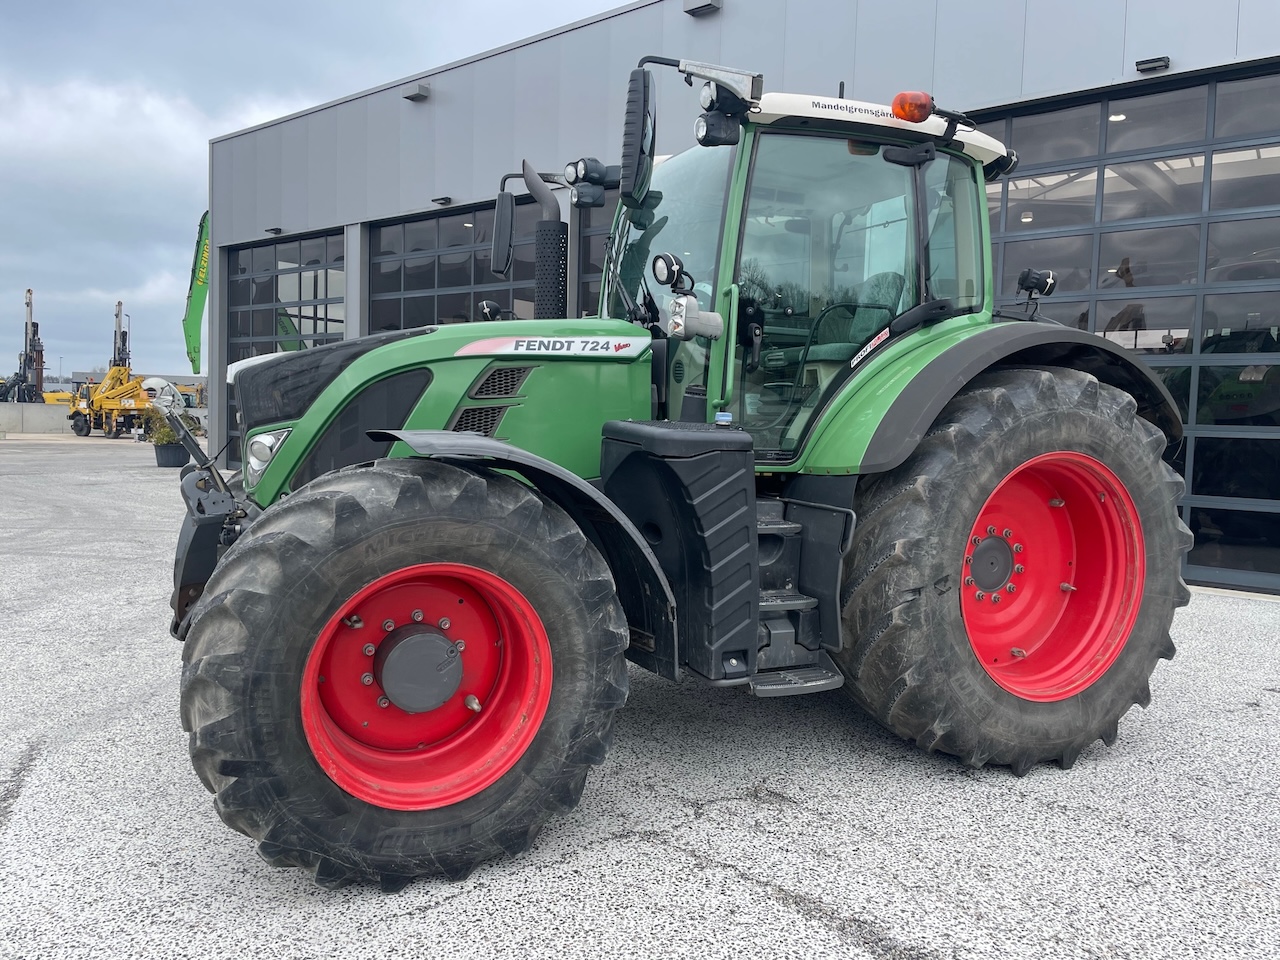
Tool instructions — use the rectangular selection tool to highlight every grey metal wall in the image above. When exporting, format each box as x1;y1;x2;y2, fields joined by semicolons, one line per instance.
208;0;1280;250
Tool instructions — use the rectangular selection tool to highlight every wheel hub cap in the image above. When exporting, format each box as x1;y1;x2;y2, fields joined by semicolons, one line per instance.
970;536;1014;591
374;626;462;714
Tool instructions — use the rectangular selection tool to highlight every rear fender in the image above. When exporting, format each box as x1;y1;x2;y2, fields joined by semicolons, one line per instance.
804;323;1183;476
370;429;680;679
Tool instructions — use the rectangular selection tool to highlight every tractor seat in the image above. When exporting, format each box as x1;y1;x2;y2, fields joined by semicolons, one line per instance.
805;272;906;363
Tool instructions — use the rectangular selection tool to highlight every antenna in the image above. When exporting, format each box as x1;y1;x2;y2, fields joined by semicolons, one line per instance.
838;81;845;98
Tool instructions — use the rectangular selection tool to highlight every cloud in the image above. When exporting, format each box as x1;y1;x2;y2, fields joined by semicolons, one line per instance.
0;80;308;377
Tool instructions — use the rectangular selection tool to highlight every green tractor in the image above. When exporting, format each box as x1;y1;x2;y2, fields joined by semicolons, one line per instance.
170;58;1191;890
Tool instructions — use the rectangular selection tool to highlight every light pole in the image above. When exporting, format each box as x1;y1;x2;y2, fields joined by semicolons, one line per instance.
59;357;63;382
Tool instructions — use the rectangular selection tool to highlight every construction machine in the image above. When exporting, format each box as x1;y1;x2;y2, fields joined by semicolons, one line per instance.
65;301;155;437
0;290;46;403
168;60;1191;889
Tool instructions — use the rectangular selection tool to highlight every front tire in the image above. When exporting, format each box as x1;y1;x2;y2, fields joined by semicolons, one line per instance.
838;368;1191;774
180;458;629;888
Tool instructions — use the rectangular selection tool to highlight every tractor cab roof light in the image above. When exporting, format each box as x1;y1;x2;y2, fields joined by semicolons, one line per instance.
892;91;934;124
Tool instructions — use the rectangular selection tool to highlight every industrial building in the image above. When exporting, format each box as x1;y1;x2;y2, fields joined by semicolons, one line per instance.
207;0;1280;592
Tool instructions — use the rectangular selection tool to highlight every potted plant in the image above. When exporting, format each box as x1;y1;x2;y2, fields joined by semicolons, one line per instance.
141;407;191;468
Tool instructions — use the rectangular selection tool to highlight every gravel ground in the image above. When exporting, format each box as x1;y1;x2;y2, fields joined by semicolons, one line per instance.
1;436;1277;960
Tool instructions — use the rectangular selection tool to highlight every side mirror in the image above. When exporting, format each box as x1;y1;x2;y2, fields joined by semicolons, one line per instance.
477;300;504;322
620;68;655;210
491;191;515;278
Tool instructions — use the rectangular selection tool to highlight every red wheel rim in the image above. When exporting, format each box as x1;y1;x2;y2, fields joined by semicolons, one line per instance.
959;452;1145;702
300;563;552;810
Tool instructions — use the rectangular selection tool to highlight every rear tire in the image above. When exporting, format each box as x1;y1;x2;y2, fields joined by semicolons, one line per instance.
180;458;629;887
837;368;1191;774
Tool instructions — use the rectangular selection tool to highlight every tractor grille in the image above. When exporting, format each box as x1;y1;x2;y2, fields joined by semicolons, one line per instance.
450;405;508;437
471;366;532;398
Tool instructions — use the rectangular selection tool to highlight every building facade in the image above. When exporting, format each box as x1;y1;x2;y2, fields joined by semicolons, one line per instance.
209;0;1280;592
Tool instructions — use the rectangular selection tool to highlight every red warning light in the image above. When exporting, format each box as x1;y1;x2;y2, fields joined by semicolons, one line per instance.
892;91;934;123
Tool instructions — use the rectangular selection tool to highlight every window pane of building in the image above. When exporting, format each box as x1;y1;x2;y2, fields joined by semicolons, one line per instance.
277;271;300;302
1099;225;1200;286
1096;296;1195;353
375;224;403;257
251;245;274;274
986;182;1002;235
438;251;471;288
439;215;472;248
405;219;436;253
1105;86;1208;153
275;242;300;270
1002;234;1093;294
1189;507;1280;574
1102;154;1204;221
1197;365;1280;426
404;256;436;291
1202;292;1280;352
1155;365;1192;422
300;236;326;266
1215;74;1280;139
372;260;402;295
1011;104;1101;166
327;235;345;264
229;278;250;307
438;292;470;323
1207;217;1280;282
1193;438;1280;497
1209;146;1280;211
513;286;536;319
251;276;276;304
328;264;345;299
1038;299;1089;329
1007;168;1097;232
371;298;401;332
403;296;436;328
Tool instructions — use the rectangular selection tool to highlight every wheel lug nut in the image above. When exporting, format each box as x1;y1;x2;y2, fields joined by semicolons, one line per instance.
360;673;374;686
438;617;451;630
465;694;482;713
964;577;975;586
1013;543;1024;553
455;640;466;652
972;536;982;546
382;619;394;632
987;526;996;535
1002;528;1012;538
362;643;375;656
377;696;390;709
991;594;1001;603
1014;564;1024;574
412;609;424;622
975;591;986;601
1006;583;1016;593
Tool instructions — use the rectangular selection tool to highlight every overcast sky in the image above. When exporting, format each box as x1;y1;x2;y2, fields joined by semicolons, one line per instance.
0;0;624;382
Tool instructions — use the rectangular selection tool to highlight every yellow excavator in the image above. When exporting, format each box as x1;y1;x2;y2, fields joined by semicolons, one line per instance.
65;301;157;438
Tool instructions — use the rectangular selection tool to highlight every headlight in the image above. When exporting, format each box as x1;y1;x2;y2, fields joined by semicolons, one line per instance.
245;427;291;486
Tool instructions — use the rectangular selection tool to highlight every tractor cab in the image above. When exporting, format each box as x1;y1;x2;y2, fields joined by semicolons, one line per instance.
598;60;1013;463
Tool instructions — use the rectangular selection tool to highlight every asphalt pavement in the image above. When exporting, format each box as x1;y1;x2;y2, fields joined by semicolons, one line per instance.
0;436;1277;960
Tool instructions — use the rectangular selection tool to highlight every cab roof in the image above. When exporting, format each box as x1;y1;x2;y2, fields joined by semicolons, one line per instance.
752;92;1009;167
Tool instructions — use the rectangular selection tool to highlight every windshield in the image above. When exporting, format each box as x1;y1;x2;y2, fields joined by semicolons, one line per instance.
603;144;734;320
736;131;982;457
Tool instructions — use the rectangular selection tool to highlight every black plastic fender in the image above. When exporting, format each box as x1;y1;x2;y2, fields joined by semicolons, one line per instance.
370;429;680;679
861;322;1184;474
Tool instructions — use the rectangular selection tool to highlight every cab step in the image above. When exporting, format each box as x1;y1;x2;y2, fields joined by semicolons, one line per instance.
759;589;819;612
748;651;845;697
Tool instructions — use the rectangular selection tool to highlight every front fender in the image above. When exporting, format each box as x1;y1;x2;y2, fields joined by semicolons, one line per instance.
370;429;680;680
802;321;1183;476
